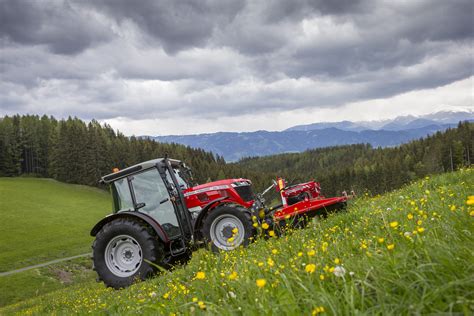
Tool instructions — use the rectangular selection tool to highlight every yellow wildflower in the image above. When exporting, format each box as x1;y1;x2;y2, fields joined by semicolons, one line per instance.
305;264;316;273
195;272;206;280
387;244;395;250
467;198;474;205
307;249;316;256
228;271;238;280
417;227;425;233
407;213;414;220
378;238;385;243
334;258;341;264
262;222;269;230
267;258;274;267
256;279;267;288
312;306;325;315
197;301;206;310
389;221;399;228
269;230;275;237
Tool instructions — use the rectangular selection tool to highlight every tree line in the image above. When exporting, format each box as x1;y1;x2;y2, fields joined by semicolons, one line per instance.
0;115;472;196
0;115;227;186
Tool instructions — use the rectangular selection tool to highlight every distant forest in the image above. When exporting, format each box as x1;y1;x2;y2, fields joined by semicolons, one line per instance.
0;115;472;196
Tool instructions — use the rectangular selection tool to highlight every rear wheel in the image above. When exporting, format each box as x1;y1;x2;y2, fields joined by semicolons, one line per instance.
92;218;164;289
202;204;254;252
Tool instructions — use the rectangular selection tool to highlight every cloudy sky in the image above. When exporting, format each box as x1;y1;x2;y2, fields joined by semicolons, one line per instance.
0;0;473;135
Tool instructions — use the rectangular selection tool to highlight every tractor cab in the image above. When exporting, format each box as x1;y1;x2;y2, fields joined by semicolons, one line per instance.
105;159;192;240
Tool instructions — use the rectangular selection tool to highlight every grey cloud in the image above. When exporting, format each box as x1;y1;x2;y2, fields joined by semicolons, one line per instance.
84;0;245;54
0;0;472;125
0;0;113;55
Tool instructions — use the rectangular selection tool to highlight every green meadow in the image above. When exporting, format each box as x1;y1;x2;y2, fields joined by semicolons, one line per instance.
0;178;110;306
2;169;473;315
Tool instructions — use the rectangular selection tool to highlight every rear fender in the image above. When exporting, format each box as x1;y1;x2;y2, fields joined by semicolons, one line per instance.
193;197;237;236
90;211;169;243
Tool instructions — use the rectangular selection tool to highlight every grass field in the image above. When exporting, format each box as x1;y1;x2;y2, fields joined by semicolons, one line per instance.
2;169;473;315
0;178;110;306
0;178;110;271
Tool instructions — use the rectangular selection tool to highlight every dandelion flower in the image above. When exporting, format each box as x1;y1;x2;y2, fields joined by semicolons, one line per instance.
389;221;398;228
307;249;316;256
407;213;414;220
195;272;206;280
269;230;275;237
197;301;206;310
305;264;316;273
333;266;346;277
417;227;425;233
262;222;269;230
378;238;385;243
467;198;474;206
228;271;238;280
256;279;267;288
387;244;395;250
334;258;341;264
312;306;325;315
267;258;274;267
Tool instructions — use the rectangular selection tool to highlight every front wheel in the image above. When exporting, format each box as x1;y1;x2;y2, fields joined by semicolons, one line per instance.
202;204;255;252
92;218;164;289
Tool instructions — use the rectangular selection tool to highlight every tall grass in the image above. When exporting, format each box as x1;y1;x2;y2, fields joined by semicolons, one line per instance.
3;169;473;315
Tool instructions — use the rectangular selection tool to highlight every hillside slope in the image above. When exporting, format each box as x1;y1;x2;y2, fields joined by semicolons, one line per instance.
0;178;110;272
0;178;111;307
3;169;473;315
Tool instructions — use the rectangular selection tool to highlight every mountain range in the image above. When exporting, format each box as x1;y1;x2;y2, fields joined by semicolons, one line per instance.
150;110;473;162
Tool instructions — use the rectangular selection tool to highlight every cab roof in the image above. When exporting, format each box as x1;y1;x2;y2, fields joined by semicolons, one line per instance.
101;158;182;184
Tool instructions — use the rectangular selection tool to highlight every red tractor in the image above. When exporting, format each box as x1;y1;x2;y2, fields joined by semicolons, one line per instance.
91;158;348;288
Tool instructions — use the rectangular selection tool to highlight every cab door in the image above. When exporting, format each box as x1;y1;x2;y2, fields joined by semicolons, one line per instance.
130;168;181;239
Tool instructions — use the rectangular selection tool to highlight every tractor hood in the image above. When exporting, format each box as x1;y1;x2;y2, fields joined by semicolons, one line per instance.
185;178;251;194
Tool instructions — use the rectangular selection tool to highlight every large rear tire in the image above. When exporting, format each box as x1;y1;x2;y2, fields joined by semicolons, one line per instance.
92;218;164;289
202;204;255;252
